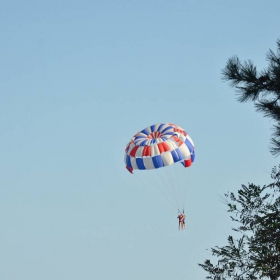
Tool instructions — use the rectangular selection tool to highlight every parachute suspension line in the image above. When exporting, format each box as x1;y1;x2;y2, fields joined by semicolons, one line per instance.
178;208;184;214
183;163;192;211
173;162;184;211
174;161;189;212
148;169;180;210
146;170;179;210
151;167;179;210
156;164;182;212
147;171;176;210
164;165;182;211
182;169;190;210
134;171;177;210
177;164;186;211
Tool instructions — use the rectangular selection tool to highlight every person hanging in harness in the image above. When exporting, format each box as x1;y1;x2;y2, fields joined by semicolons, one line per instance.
182;213;186;229
177;213;182;229
177;212;186;230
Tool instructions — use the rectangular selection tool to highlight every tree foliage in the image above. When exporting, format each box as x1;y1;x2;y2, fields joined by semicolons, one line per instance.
222;39;280;156
199;166;280;280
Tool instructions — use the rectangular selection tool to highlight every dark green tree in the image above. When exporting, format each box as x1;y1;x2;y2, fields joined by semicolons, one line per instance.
199;166;280;280
199;39;280;279
222;39;280;156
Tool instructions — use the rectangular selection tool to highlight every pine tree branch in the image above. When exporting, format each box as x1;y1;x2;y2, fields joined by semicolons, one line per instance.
222;39;280;156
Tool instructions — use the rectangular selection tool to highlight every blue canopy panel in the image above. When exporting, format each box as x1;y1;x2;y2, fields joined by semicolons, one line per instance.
152;155;164;168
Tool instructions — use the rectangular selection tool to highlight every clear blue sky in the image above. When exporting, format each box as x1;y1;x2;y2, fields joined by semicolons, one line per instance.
1;1;280;279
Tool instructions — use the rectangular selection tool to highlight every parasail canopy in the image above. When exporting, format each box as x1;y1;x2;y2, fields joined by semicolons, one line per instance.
124;123;195;173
